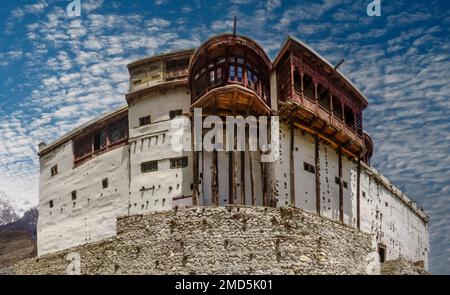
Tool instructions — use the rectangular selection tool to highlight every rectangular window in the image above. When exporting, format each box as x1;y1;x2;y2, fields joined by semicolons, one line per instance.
216;67;223;82
303;162;315;174
49;200;54;208
93;129;107;151
170;157;188;169
102;178;109;189
169;109;183;119
71;191;77;201
108;118;127;144
209;70;215;85
51;165;58;177
343;181;348;189
335;176;340;185
237;66;243;82
229;65;235;81
141;161;158;173
139;116;151;127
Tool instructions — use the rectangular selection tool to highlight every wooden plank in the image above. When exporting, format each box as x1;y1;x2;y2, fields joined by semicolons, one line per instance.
357;157;361;229
212;150;219;206
241;150;245;205
249;151;256;206
315;134;321;215
338;148;344;223
290;119;296;206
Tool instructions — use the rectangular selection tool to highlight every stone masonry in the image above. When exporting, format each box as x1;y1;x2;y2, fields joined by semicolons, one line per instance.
13;206;372;275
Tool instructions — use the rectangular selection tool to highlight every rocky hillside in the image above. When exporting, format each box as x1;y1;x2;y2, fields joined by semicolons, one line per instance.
0;207;38;268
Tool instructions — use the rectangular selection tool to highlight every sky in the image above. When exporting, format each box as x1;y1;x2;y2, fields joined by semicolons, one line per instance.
0;0;448;274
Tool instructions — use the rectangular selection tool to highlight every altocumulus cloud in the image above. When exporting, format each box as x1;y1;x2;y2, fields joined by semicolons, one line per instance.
0;0;448;274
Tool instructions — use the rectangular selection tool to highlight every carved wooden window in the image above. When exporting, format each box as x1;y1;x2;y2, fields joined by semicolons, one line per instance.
293;70;302;93
73;115;128;165
108;118;127;144
344;105;355;129
332;95;343;120
317;84;331;111
303;73;315;101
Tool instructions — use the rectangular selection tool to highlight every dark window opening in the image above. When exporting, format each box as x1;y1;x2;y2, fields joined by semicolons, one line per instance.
108;118;127;144
170;157;188;169
378;245;386;263
141;161;158;173
293;70;301;93
71;191;77;201
303;162;315;174
303;73;315;100
169;109;183;119
166;58;189;71
139;116;151;127
317;84;331;111
102;178;109;189
344;105;355;129
49;200;54;208
343;181;348;189
93;129;107;151
51;165;58;177
332;95;343;120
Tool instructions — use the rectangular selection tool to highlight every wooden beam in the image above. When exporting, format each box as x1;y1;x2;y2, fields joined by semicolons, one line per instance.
192;151;199;206
315;134;321;215
212;150;219;206
338;148;344;223
290;119;296;207
357;157;361;230
249;151;256;206
240;150;245;205
229;151;233;205
261;161;268;206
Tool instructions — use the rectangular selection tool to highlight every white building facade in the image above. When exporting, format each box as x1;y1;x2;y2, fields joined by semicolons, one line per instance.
37;35;429;269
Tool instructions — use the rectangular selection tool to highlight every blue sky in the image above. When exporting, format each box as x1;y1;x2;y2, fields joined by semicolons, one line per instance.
0;0;449;273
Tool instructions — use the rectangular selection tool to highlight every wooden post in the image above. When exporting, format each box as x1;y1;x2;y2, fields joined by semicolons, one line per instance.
233;133;238;205
249;151;256;206
357;157;361;230
192;151;199;206
240;150;245;205
338;148;344;223
315;135;321;215
290;119;296;207
229;151;233;205
212;150;219;206
261;161;268;206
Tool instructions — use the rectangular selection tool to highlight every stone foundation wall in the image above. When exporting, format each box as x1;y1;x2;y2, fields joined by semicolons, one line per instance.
13;206;372;275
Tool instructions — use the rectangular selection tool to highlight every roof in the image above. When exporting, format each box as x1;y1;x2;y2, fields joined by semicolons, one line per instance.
38;105;128;157
127;49;195;70
273;36;369;107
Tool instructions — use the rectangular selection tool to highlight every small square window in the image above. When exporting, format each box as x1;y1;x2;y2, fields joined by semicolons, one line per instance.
49;200;54;208
170;157;188;169
343;182;348;189
139;116;151;127
51;165;58;177
303;162;315;174
169;110;183;119
141;161;158;173
71;191;77;201
102;178;109;189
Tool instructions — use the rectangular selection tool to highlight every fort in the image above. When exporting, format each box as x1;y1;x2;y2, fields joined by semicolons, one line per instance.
28;33;428;274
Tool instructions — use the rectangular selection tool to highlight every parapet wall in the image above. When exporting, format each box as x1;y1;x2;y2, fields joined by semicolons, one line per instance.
13;206;372;275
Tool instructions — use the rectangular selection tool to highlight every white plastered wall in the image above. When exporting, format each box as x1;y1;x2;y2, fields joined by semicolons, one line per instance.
128;88;193;214
38;142;129;256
